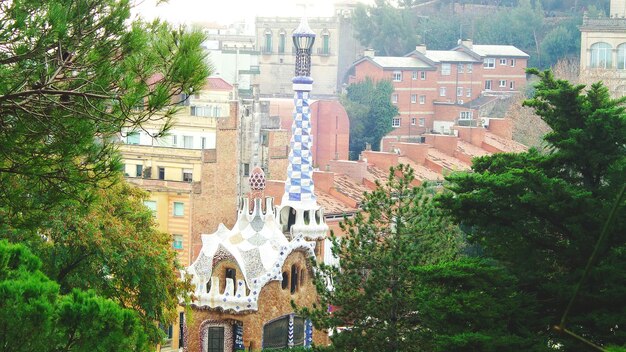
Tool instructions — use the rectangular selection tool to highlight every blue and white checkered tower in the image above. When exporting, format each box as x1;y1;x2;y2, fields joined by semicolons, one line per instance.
278;15;328;241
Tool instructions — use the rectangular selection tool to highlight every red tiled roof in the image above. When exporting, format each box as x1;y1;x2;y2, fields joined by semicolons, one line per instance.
484;132;527;153
428;148;472;171
456;140;490;158
398;156;443;181
333;174;369;205
316;190;358;215
206;77;233;91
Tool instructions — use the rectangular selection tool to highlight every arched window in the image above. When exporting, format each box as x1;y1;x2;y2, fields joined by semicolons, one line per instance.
590;42;613;68
262;315;305;349
281;272;289;289
278;29;286;54
291;264;299;294
263;29;272;53
617;43;626;69
320;29;330;55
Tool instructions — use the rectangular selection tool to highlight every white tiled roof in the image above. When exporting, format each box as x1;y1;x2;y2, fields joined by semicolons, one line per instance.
424;50;479;63
371;56;432;69
471;45;529;58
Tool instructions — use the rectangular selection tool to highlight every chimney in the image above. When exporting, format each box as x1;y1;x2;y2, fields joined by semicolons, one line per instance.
461;39;473;49
363;48;375;58
415;44;427;54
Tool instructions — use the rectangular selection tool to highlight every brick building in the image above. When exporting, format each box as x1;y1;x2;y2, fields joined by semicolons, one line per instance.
346;40;528;148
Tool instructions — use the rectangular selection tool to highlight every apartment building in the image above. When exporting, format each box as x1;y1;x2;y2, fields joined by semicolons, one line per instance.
347;40;528;146
579;0;626;96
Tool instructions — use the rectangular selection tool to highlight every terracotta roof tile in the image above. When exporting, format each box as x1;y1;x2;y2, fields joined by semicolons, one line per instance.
484;132;528;153
428;148;472;171
398;156;443;181
206;77;233;91
333;174;369;204
316;190;358;215
456;140;490;158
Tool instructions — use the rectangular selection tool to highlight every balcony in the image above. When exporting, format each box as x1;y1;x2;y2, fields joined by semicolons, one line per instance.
316;48;331;56
260;46;272;54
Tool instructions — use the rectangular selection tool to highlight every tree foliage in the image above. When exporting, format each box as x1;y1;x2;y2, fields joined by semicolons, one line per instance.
342;78;397;156
299;165;466;351
0;0;209;225
0;0;210;346
0;240;150;352
439;70;626;349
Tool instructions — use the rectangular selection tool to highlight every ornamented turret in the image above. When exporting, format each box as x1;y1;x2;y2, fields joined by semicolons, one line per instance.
278;15;328;241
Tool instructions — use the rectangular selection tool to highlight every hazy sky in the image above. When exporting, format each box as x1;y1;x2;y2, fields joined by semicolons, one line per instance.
131;0;352;26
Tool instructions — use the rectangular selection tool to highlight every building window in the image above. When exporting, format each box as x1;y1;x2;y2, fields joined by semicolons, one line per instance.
499;58;507;65
207;326;225;352
191;105;212;117
460;111;473;120
278;31;286;53
281;272;289;289
439;87;446;96
412;71;418;80
201;137;206;149
590;42;612;68
392;94;398;104
467;63;473;73
420;71;426;80
458;63;464;73
510;81;515;90
173;202;184;217
158;167;165;180
225;268;236;282
144;200;157;216
392;71;402;82
263;315;305;349
127;132;140;145
485;80;492;90
411;94;417;103
457;87;463;96
183;169;193;182
135;164;143;177
173;235;183;250
466;88;472;97
499;80;506;87
419;95;425;104
617;44;626;69
418;117;425;127
441;63;451;75
171;135;177;147
392;118;401;127
484;58;495;69
183;136;193;149
510;59;516;67
322;34;330;55
290;265;299;294
243;163;250;176
411;117;416;125
264;30;272;53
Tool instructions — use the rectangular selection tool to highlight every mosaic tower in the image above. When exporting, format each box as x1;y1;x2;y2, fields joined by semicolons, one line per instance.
278;15;328;240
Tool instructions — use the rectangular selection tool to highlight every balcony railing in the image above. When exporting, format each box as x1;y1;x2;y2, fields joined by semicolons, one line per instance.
316;48;331;56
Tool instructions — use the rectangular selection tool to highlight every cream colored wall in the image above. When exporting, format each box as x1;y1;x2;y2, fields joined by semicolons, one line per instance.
611;0;626;17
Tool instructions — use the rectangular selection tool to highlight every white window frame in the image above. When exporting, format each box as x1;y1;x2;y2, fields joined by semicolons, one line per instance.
467;63;473;73
510;59;516;67
144;200;157;216
441;63;451;75
418;117;425;127
485;80;492;90
484;58;495;69
458;63;464;73
392;94;398;104
411;94;417;103
510;81;515;90
499;80;506;87
466;88;472;97
412;71;418;80
173;202;184;217
419;95;425;104
392;71;402;82
392;118;401;127
173;235;183;250
420;71;426;80
439;87;446;97
457;87;463;96
499;58;507;65
411;117;416;126
182;169;193;182
459;111;473;120
183;135;193;149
